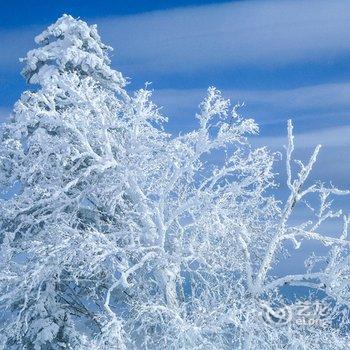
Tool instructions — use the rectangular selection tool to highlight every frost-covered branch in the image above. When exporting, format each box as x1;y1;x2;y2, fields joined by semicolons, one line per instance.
0;15;349;350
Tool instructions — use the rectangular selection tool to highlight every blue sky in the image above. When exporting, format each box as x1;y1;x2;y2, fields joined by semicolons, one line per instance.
1;0;350;264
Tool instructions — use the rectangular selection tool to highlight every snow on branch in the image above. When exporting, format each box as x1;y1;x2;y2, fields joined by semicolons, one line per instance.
0;15;349;350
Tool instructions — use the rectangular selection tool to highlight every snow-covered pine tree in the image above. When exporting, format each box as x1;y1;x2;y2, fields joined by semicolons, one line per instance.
1;15;350;349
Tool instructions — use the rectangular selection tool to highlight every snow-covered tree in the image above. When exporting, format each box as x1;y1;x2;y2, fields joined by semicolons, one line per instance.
1;15;350;349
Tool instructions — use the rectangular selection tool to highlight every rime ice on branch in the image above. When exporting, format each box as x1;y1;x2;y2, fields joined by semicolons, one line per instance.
0;14;350;350
22;14;125;90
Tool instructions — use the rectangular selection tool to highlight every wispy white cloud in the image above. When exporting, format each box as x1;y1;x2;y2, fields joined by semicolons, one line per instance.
151;82;350;131
254;124;350;150
1;0;350;75
96;0;350;74
153;83;350;113
251;125;350;186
